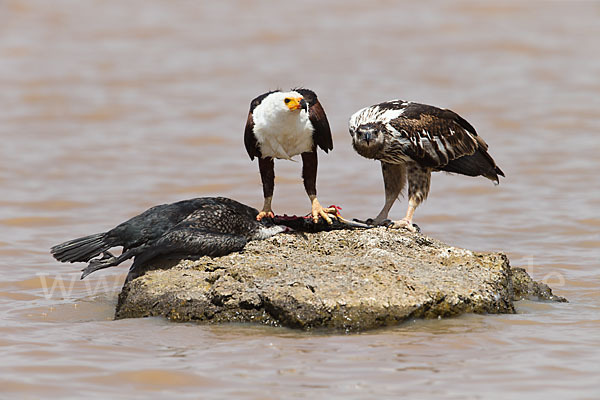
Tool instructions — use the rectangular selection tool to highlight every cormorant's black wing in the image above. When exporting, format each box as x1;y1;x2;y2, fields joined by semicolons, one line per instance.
106;198;216;250
295;88;333;153
131;197;260;263
124;197;260;278
129;226;248;272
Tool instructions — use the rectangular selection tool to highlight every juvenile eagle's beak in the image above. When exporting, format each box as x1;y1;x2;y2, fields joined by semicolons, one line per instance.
358;128;374;145
285;97;305;111
363;131;372;144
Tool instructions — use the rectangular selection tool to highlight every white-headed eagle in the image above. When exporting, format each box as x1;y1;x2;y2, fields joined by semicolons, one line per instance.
349;100;504;231
244;88;336;223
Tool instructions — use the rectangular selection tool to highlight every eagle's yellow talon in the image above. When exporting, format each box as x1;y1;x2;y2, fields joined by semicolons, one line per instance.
310;197;336;224
256;210;274;221
320;210;333;224
389;218;417;232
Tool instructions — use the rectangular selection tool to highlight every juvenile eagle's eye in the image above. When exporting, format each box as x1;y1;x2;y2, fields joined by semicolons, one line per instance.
284;98;291;104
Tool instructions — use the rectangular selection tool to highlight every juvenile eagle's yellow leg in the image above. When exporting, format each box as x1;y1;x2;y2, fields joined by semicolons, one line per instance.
256;196;275;221
389;201;418;232
309;195;336;224
389;164;430;232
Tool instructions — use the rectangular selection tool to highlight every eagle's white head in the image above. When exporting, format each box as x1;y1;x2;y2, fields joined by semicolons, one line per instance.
251;90;314;160
258;91;308;116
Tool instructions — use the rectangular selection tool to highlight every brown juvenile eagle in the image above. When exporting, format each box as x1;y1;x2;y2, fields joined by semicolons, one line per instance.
349;100;504;231
244;88;336;223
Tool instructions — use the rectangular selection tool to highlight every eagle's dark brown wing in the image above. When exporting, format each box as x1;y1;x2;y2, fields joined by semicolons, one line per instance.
389;102;503;180
244;111;260;160
244;91;277;160
295;88;333;152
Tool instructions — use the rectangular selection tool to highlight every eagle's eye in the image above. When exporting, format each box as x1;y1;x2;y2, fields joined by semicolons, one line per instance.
284;98;291;104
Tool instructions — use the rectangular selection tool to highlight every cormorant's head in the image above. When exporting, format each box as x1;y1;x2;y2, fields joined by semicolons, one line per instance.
349;123;385;159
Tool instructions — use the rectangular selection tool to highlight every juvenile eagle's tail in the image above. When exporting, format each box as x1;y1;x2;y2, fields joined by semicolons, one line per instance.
50;232;112;263
442;149;505;183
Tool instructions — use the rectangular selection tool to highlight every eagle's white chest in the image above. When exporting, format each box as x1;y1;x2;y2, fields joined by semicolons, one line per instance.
252;103;314;160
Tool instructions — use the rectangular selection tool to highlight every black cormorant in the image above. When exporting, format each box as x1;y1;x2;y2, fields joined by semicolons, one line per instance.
51;197;286;280
51;197;369;281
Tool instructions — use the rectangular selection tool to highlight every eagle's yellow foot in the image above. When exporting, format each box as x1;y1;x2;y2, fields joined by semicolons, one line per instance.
389;218;418;232
256;210;274;221
310;198;336;224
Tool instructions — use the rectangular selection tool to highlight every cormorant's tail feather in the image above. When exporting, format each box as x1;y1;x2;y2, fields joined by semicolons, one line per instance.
51;233;111;263
442;149;504;183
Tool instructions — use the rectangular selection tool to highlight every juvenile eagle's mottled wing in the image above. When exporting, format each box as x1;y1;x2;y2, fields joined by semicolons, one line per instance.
387;103;480;168
295;88;333;152
388;102;504;180
244;91;277;160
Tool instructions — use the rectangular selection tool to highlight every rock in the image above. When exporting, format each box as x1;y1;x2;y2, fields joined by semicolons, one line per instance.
115;228;566;331
510;267;568;302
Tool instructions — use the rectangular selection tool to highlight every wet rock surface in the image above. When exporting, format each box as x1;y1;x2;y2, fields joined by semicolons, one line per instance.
115;228;566;331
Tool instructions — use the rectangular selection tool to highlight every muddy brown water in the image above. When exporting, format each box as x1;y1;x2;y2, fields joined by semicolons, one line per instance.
1;1;599;398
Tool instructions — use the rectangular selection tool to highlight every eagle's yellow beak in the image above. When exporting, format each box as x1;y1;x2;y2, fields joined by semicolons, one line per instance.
284;97;304;111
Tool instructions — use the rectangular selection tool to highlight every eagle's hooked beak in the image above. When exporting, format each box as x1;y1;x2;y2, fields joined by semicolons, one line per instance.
362;130;373;145
285;97;306;111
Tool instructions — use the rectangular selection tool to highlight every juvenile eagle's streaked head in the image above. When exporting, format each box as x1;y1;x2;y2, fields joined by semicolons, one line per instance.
349;122;386;159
